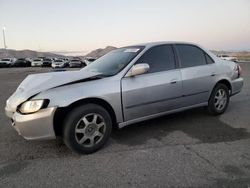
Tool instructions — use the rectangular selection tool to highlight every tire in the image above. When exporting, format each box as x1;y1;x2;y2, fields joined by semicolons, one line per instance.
207;83;230;115
63;104;112;154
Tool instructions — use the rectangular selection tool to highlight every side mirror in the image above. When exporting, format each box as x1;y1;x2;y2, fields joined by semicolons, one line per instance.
126;63;150;77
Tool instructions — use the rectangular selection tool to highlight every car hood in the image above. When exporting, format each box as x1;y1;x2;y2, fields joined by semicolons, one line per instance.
6;69;100;111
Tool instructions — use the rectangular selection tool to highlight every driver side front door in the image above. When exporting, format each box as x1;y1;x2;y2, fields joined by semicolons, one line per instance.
121;44;183;122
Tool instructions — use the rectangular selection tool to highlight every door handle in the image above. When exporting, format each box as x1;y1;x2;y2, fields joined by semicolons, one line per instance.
170;79;178;84
210;73;216;77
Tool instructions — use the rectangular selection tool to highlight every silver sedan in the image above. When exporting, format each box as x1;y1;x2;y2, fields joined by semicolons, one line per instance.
5;42;243;154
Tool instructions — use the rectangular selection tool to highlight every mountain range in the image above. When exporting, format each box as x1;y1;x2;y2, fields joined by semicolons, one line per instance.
84;46;117;58
0;46;117;59
0;49;65;59
1;47;249;62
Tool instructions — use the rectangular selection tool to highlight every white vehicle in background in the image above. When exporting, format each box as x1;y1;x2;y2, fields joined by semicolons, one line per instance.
0;58;16;67
52;59;66;68
31;58;43;67
84;57;96;65
218;54;238;62
69;59;83;68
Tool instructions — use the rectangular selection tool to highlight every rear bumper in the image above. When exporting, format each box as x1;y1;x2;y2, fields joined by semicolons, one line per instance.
5;107;57;140
231;77;244;96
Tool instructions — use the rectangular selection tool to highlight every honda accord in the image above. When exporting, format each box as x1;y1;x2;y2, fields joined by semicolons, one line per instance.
5;42;243;154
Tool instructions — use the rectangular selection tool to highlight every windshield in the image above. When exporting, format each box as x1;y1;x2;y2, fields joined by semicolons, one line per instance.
83;46;144;76
34;59;41;61
54;60;63;62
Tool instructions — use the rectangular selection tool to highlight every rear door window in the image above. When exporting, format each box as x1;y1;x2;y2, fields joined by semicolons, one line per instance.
176;44;207;68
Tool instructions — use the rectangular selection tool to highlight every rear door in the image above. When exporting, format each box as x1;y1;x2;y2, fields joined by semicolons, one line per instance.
175;44;217;107
121;44;183;121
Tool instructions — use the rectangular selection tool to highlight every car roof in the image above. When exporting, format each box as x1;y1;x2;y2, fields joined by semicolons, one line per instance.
122;41;218;61
125;41;200;48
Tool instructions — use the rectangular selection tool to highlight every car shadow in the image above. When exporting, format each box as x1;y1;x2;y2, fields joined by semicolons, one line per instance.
4;107;250;161
111;107;250;146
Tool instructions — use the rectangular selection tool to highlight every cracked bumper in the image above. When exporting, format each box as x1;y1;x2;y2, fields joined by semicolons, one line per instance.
5;107;57;140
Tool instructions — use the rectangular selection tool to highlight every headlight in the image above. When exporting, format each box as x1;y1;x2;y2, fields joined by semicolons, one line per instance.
18;99;49;114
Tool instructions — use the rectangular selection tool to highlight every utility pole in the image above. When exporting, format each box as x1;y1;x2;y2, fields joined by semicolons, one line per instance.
2;27;7;57
3;27;7;49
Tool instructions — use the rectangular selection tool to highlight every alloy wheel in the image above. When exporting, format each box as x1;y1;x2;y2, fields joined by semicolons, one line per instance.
214;88;227;111
75;113;106;147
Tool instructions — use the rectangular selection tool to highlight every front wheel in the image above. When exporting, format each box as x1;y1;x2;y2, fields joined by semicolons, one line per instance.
207;83;230;115
63;104;112;154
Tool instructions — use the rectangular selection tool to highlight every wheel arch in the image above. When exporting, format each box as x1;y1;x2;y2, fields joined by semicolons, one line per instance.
53;97;117;136
209;79;232;98
216;79;232;93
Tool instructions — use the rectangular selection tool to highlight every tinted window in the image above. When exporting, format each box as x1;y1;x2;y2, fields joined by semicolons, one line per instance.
176;44;207;68
136;45;175;73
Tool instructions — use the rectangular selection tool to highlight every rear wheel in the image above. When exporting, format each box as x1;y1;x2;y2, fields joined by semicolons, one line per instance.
207;83;230;115
63;104;112;154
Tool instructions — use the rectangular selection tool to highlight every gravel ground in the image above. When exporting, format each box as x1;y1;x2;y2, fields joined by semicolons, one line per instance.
0;65;249;188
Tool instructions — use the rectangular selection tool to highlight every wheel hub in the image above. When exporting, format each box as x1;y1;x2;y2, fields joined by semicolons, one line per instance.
85;124;97;136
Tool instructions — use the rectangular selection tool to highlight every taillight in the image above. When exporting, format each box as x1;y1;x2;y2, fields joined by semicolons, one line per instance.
237;64;242;78
234;64;242;78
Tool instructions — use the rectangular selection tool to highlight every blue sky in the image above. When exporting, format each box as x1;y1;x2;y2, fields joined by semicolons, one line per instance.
0;0;249;53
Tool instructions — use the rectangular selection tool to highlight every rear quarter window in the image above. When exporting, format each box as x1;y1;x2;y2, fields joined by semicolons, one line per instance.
205;54;214;64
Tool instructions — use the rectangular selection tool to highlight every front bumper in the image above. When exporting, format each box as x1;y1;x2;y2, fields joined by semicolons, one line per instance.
5;107;57;140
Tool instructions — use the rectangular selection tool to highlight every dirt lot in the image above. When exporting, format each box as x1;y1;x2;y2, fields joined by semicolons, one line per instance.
0;65;250;187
